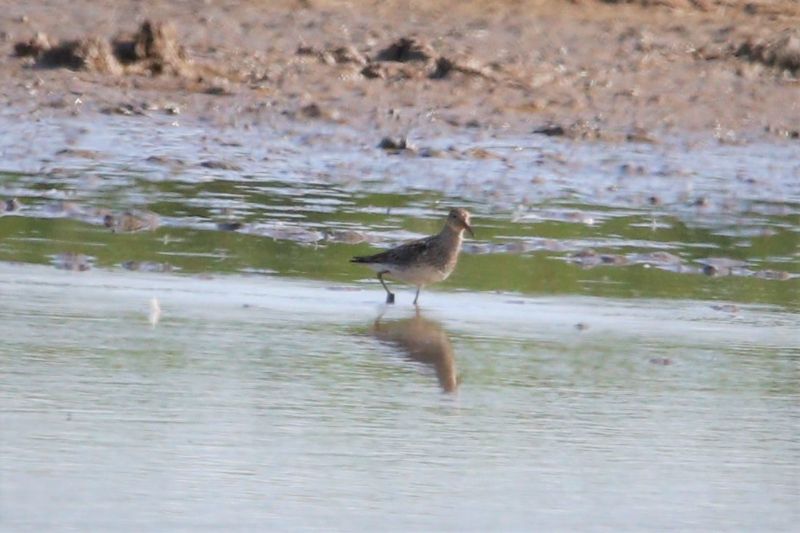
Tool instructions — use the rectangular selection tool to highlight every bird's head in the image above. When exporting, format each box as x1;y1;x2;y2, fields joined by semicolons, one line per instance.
446;208;474;237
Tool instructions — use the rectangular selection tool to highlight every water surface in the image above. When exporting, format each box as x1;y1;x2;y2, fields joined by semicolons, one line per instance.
0;113;798;530
1;264;797;531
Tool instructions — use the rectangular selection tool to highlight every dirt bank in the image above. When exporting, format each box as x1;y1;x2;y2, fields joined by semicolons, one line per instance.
1;0;798;142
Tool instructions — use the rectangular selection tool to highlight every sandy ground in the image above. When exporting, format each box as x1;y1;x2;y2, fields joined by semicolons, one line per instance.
1;0;799;143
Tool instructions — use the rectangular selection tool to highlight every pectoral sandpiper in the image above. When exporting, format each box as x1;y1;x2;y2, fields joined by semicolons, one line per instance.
351;208;473;305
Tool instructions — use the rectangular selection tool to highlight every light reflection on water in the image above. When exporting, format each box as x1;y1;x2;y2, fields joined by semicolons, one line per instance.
1;264;797;531
371;309;459;393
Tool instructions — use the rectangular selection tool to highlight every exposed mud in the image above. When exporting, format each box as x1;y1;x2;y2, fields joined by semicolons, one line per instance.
14;20;193;77
0;110;797;311
2;0;799;141
565;248;796;282
735;29;800;73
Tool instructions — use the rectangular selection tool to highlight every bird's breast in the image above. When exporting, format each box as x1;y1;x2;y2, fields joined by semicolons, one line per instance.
385;263;451;285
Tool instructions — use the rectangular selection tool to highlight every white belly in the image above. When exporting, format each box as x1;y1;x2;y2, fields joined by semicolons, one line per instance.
366;263;450;286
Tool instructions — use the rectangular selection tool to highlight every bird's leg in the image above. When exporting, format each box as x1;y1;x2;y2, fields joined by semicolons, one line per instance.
378;272;395;304
413;286;421;306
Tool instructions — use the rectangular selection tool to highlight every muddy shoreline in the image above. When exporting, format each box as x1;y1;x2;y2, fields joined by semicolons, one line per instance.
1;0;799;143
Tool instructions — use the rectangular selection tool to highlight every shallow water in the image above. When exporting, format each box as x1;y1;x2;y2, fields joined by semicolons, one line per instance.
1;264;798;531
0;113;798;530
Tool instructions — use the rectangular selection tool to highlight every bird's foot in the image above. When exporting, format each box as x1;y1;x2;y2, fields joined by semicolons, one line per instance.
385;293;395;304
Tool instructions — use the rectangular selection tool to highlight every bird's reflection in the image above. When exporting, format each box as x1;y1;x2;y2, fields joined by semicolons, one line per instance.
371;309;458;393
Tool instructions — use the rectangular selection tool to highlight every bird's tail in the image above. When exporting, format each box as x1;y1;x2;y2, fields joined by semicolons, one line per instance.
350;256;369;263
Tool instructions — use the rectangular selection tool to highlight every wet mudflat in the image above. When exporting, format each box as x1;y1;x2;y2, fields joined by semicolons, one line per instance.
1;113;798;305
0;109;798;530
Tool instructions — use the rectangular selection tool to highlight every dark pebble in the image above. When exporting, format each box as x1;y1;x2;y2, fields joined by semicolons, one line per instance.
201;160;243;171
217;221;244;231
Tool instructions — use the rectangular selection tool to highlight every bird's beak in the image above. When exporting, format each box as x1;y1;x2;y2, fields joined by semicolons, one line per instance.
463;222;474;238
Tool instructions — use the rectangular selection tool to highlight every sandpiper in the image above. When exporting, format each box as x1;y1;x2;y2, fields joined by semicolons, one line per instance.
351;208;473;305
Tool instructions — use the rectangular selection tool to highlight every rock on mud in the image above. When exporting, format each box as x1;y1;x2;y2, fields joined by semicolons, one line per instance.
324;229;371;244
375;37;435;63
534;120;604;141
735;29;800;73
200;160;243;171
56;148;101;159
296;44;367;66
1;198;22;213
568;249;627;268
53;252;92;271
13;32;51;58
378;136;415;152
121;261;174;273
752;269;792;281
216;221;244;232
295;102;340;122
104;211;160;232
259;226;324;244
429;56;493;80
34;36;122;74
113;20;191;75
696;257;747;277
14;20;192;76
361;36;491;81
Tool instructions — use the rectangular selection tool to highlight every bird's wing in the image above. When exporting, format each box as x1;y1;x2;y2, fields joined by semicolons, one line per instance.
351;235;435;266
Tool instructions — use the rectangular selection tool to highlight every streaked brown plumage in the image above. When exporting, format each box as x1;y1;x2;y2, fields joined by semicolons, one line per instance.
351;208;473;305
